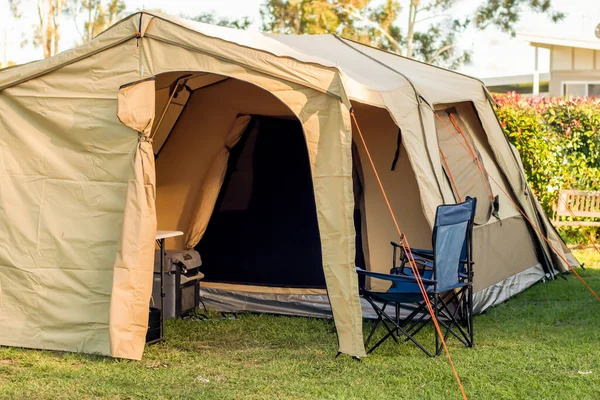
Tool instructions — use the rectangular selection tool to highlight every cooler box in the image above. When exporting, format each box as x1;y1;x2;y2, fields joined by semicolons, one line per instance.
152;250;203;319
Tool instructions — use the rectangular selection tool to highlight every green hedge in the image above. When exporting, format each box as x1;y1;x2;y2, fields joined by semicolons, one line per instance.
493;92;600;243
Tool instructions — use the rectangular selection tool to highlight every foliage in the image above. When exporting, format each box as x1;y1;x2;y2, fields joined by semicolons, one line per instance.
9;0;66;58
0;61;17;69
259;0;563;69
8;0;125;57
190;12;253;30
0;263;598;399
66;0;127;42
494;92;600;242
474;0;565;34
259;0;467;66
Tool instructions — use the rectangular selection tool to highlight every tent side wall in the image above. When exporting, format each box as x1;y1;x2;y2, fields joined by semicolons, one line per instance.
338;39;577;276
352;97;545;306
432;102;541;290
350;102;431;292
0;38;145;357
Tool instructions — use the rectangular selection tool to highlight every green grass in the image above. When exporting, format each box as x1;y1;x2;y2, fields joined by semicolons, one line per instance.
1;250;599;399
570;246;600;267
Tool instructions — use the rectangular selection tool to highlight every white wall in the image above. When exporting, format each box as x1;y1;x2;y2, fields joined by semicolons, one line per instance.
549;45;600;95
551;46;600;72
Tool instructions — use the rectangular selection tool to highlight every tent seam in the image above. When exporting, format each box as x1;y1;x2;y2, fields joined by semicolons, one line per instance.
0;35;137;92
142;33;344;102
140;12;346;76
339;36;489;88
334;35;445;216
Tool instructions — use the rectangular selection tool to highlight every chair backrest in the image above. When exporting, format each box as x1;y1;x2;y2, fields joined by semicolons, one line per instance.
432;197;476;292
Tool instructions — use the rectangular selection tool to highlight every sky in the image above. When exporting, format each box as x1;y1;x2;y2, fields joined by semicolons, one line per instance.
1;0;599;78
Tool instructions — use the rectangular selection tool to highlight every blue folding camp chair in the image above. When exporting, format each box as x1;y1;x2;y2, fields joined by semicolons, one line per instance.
357;197;476;356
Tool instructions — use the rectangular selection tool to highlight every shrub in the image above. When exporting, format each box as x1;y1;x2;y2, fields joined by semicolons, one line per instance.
493;92;600;244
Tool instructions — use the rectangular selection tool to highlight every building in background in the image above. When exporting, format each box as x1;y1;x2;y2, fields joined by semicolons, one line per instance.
484;28;600;96
483;72;551;96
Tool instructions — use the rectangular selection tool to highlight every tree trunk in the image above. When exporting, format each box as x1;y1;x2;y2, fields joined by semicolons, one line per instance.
87;4;94;41
406;0;419;59
45;1;53;58
37;0;63;58
53;0;63;56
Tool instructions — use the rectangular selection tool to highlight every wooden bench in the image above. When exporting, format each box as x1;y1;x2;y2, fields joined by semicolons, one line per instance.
553;189;600;227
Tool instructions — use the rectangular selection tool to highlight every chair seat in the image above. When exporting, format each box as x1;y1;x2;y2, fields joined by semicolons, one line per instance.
389;268;433;292
364;289;430;304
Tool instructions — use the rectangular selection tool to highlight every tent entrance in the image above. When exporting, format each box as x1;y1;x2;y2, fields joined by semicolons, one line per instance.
197;116;326;288
153;74;365;291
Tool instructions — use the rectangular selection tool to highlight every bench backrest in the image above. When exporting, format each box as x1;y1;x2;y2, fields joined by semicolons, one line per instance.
556;190;600;218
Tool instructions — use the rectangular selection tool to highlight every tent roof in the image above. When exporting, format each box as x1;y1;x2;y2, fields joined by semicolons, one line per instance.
0;11;488;106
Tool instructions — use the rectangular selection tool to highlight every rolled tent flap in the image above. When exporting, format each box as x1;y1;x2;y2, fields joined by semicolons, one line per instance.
117;78;156;136
110;79;157;359
185;115;253;249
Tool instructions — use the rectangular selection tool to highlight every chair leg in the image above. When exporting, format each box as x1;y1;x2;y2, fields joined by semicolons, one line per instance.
400;305;430;341
377;305;434;357
435;288;473;351
440;297;468;340
455;287;473;347
468;284;474;347
377;302;400;345
363;296;434;356
396;303;425;336
363;299;400;353
364;301;385;348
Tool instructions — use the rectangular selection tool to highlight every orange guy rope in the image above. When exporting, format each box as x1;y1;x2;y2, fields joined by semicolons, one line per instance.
434;112;600;303
447;113;495;200
351;111;469;400
439;148;463;202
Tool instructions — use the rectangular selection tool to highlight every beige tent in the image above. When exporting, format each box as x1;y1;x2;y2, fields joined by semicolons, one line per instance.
0;12;577;360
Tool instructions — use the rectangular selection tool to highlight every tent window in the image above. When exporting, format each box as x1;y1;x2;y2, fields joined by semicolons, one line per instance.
197;116;325;288
435;107;494;225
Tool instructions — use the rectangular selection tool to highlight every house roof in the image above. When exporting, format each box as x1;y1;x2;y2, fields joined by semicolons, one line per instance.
517;33;600;51
482;73;551;87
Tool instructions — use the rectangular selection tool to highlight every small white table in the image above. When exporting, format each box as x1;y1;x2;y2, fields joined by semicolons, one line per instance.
149;230;183;345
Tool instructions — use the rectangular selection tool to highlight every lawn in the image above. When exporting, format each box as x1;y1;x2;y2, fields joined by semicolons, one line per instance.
1;250;599;399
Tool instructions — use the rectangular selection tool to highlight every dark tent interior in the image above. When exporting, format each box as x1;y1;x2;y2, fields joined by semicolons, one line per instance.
197;116;365;288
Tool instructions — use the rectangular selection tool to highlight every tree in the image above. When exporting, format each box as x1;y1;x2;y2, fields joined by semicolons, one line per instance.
9;0;67;58
190;12;252;30
0;61;17;69
66;0;127;42
260;0;564;69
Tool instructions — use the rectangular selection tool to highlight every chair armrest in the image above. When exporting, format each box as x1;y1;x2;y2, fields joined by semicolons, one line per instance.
410;248;434;258
390;242;433;276
458;259;475;279
410;255;433;269
390;242;433;256
356;267;435;285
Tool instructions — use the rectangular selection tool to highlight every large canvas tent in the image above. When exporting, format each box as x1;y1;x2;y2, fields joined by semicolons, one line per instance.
0;12;578;360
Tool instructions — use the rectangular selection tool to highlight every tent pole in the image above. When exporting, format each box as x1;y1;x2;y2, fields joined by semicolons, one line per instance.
152;78;187;141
